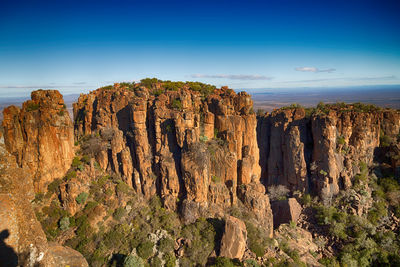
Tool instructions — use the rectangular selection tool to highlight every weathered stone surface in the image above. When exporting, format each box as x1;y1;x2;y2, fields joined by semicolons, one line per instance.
258;106;400;195
271;198;302;228
73;84;270;231
0;135;86;266
2;90;75;193
48;242;89;267
219;216;247;259
237;181;274;237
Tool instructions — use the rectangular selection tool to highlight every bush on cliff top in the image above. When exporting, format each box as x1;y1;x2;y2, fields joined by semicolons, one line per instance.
99;78;217;97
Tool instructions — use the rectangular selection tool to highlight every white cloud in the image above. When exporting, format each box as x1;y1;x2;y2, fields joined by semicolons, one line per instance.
295;67;336;73
191;74;272;80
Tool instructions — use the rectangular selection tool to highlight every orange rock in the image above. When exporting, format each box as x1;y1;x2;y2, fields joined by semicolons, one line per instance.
219;216;247;259
2;90;75;193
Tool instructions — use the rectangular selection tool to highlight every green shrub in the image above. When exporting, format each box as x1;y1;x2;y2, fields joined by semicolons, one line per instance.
330;222;348;239
99;85;114;90
181;218;217;265
280;103;304;110
246;221;271;257
116;180;131;194
199;135;208;142
137;240;154;259
163;252;176;267
47;178;62;194
140;78;161;88
59;217;70;231
301;193;312;206
81;155;90;164
211;175;221;183
123;254;144;267
158;237;174;253
316;102;330;114
214;128;219;139
367;201;387;225
113;207;126;221
319;169;328;176
153;89;164;96
212;257;238;267
244;259;260;267
379;177;400;192
380;135;392;147
65;170;77;180
83;201;98;214
71;156;84;170
76;192;89;204
171;98;182;110
337;135;346;145
26;102;40;111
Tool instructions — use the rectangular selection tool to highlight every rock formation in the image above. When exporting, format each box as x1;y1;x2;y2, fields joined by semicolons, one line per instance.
219;216;247;259
258;105;400;195
0;133;87;266
2;82;399;266
2;90;75;193
73;83;272;231
271;198;302;228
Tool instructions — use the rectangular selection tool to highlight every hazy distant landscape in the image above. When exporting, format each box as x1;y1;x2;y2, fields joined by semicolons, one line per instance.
251;87;400;112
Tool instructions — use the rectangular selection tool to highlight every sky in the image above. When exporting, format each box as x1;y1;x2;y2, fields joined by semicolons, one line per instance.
0;0;400;97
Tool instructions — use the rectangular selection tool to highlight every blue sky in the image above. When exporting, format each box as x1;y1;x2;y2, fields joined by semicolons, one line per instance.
0;0;400;97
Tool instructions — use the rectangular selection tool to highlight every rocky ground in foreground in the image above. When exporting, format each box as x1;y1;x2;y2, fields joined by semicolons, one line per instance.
0;79;399;266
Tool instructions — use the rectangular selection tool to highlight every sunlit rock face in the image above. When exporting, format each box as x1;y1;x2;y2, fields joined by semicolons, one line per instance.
0;135;87;266
73;83;272;232
2;90;75;193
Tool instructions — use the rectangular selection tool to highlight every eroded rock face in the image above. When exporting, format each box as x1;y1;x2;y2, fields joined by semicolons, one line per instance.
219;216;247;260
271;198;302;228
47;242;89;267
2;90;75;193
258;107;400;194
73;84;271;227
0;136;87;267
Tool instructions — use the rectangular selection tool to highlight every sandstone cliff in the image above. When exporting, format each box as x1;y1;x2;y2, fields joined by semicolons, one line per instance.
73;83;272;231
2;90;75;193
258;104;400;195
0;133;87;266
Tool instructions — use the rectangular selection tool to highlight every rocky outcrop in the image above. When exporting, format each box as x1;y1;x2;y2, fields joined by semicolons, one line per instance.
271;198;302;228
73;83;272;231
2;90;75;193
0;135;87;266
275;224;321;267
219;216;247;259
47;242;89;267
258;106;400;195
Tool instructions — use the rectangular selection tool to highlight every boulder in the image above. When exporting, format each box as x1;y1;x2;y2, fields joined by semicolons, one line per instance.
219;216;247;259
48;242;89;267
271;198;302;228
